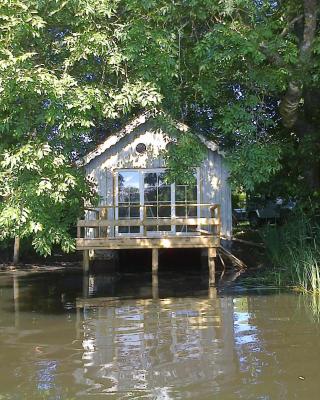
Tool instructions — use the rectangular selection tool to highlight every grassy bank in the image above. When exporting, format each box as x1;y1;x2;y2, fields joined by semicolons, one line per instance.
260;212;320;293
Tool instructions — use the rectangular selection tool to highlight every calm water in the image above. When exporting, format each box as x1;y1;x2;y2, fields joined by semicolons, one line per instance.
0;270;320;399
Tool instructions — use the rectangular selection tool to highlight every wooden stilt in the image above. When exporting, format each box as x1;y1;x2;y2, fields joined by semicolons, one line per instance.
201;248;208;274
208;286;217;299
152;248;158;275
152;274;159;299
82;273;89;298
208;247;216;286
83;250;90;273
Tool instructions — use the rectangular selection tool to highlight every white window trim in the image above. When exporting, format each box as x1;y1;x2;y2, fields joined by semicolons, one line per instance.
114;168;200;237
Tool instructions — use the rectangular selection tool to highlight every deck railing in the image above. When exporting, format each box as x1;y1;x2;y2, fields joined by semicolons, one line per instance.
77;204;221;239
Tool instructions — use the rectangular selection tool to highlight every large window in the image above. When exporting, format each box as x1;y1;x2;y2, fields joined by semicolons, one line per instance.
116;169;199;235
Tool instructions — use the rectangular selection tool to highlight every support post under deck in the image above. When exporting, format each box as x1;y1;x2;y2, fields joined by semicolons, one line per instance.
152;248;159;275
152;275;159;299
208;247;216;286
83;250;90;273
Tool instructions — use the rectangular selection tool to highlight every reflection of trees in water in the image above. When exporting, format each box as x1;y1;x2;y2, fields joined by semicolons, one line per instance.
8;273;83;314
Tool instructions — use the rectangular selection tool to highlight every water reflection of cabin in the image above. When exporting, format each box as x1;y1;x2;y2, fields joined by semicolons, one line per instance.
75;294;237;395
76;113;232;281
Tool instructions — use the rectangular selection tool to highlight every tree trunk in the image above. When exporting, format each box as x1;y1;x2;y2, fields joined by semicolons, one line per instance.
279;0;317;128
13;236;20;265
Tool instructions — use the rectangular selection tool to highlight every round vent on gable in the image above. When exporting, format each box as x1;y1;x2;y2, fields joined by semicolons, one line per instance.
136;143;147;154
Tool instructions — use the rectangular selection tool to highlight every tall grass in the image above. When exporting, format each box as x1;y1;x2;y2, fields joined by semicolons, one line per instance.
261;211;320;293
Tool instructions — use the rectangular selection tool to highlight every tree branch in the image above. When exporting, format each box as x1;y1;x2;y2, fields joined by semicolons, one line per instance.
280;15;303;38
259;42;284;66
259;15;303;65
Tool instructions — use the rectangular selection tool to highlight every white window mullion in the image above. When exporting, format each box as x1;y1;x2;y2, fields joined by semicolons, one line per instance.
197;168;201;232
115;171;119;236
140;171;144;235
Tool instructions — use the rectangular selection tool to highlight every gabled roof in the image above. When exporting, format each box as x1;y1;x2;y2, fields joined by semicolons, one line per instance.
81;112;220;166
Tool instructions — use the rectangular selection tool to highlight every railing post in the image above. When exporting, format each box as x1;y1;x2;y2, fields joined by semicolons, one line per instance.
216;205;221;239
210;204;221;237
100;206;107;238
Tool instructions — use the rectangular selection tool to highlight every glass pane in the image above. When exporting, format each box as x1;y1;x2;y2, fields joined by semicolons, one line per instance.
119;205;129;219
119;171;140;189
176;225;186;233
130;226;140;234
130;206;140;218
144;187;157;203
146;205;157;218
119;226;129;233
159;204;171;218
130;188;140;203
186;186;197;202
158;186;171;202
144;173;157;187
159;225;171;231
187;206;197;217
118;173;125;191
158;172;166;186
176;186;186;202
176;205;186;217
118;190;129;203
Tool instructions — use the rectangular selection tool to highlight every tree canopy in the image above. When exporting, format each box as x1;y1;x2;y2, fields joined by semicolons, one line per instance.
0;0;319;256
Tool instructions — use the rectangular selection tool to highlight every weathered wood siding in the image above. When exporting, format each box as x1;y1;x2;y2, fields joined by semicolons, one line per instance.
200;149;232;238
84;121;232;238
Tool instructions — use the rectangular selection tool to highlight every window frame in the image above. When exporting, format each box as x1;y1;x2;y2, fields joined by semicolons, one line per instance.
114;168;200;237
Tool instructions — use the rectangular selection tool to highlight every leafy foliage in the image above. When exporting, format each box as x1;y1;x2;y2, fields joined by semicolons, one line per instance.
1;0;320;256
0;142;96;256
0;0;162;256
227;143;282;192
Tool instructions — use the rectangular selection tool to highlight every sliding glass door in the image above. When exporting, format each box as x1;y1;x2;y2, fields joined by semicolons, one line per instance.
117;171;141;234
144;171;172;233
115;169;199;236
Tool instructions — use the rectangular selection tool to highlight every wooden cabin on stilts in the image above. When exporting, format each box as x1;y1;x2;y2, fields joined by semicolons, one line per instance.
76;112;232;286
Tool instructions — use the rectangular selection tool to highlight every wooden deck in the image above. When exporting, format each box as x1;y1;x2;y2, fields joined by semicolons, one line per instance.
76;204;220;284
77;235;219;250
